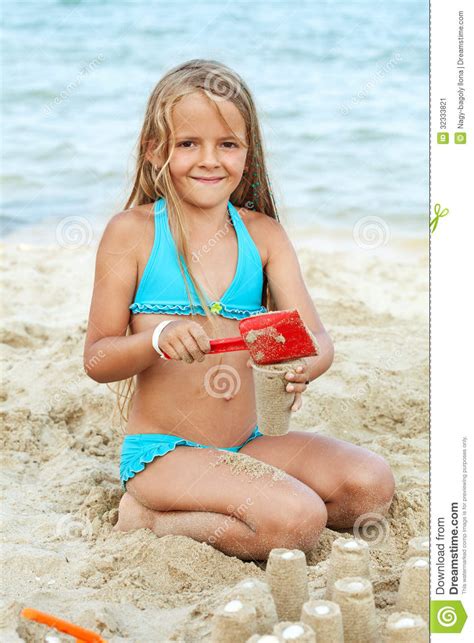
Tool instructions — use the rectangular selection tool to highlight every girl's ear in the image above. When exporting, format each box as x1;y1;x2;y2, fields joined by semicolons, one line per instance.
144;138;163;166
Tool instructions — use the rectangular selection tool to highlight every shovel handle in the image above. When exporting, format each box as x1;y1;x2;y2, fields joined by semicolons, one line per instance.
209;336;247;354
161;336;246;360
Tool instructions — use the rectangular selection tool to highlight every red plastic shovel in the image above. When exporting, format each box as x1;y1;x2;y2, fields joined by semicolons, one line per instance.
162;309;319;364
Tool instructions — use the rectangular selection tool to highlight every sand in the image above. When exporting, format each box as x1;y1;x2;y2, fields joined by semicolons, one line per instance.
0;233;428;642
210;451;288;482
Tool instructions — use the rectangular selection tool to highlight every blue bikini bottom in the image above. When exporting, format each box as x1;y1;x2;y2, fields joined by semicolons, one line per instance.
119;425;264;491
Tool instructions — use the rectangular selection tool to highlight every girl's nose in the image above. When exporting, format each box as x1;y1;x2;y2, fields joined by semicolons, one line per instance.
198;144;220;167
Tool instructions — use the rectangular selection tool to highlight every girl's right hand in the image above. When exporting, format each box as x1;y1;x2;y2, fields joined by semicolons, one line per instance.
158;320;211;363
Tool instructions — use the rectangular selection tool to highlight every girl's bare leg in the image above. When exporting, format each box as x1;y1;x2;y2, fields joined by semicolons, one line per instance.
114;446;328;561
116;492;267;556
240;431;396;530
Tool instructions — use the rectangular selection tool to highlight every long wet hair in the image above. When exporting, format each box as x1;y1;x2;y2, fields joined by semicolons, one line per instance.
109;59;279;431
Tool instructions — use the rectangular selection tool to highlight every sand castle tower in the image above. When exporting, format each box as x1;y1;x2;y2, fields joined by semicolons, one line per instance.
406;536;429;559
211;598;257;643
228;577;278;634
325;537;371;599
332;576;378;642
383;612;429;642
266;549;309;621
272;621;316;642
396;557;429;620
301;599;344;642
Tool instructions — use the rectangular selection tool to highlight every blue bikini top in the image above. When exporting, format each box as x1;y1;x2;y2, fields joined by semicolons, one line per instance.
129;197;268;320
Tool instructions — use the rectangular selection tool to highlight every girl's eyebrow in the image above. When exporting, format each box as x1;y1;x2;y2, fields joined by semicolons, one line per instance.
174;134;244;141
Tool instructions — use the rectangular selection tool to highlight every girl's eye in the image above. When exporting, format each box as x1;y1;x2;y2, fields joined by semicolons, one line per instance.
177;141;238;148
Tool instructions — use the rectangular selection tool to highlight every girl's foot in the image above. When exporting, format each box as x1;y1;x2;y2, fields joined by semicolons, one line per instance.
113;491;155;532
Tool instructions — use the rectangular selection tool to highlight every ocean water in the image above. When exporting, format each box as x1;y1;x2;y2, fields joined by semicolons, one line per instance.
1;0;428;240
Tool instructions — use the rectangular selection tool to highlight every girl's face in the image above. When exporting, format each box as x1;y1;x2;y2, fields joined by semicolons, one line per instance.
167;91;248;210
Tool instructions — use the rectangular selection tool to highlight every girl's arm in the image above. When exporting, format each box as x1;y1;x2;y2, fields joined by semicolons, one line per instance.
83;212;159;383
263;219;334;382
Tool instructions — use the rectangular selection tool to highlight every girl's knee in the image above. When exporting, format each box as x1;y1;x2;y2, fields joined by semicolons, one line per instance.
340;454;396;517
366;455;396;508
259;491;327;552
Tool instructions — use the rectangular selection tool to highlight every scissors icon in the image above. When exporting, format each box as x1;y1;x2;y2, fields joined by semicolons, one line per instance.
430;203;449;233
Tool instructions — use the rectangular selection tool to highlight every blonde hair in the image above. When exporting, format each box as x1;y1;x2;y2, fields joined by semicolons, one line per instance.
109;59;279;431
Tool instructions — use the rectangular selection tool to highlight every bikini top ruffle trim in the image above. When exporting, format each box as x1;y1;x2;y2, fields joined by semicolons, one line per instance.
129;301;268;320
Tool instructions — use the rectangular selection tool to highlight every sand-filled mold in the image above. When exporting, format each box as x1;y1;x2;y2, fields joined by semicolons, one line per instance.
251;358;306;435
301;599;344;641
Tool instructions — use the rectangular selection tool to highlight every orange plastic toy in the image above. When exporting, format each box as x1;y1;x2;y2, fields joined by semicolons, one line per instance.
20;607;108;642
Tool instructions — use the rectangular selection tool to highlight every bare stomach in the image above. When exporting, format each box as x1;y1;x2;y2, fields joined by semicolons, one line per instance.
126;313;258;446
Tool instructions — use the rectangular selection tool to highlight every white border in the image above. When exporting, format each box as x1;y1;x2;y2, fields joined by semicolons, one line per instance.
431;0;474;638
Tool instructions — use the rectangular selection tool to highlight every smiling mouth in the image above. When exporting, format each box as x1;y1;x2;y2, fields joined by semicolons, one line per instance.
191;177;226;183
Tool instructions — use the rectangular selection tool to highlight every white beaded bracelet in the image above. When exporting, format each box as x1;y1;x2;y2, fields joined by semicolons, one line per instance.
152;320;174;359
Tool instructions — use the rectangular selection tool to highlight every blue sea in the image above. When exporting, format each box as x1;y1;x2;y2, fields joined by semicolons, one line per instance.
1;0;428;240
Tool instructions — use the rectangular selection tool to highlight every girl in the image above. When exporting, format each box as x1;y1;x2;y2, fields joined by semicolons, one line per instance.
83;59;395;561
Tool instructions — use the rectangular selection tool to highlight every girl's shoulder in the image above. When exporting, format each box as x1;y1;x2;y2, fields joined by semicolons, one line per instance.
237;208;285;241
236;206;284;266
236;206;281;234
98;203;155;257
102;202;154;231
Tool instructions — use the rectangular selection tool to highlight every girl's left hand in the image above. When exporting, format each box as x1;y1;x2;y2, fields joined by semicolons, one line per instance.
284;360;310;412
247;358;311;412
